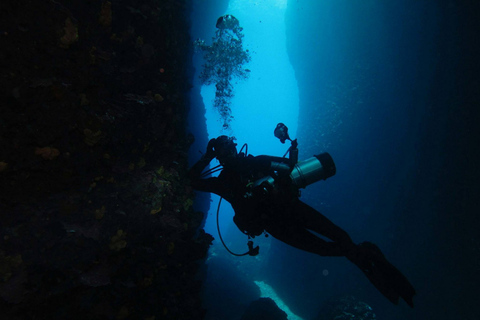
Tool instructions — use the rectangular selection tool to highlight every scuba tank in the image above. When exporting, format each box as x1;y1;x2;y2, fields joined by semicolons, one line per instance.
251;152;336;191
290;152;336;188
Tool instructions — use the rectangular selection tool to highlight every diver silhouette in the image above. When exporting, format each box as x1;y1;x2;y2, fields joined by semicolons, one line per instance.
188;124;416;307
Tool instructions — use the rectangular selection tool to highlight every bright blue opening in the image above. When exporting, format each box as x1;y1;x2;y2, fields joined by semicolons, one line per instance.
201;0;298;241
192;1;301;318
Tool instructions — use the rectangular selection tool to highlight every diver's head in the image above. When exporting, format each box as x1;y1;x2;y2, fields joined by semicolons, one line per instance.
214;135;237;166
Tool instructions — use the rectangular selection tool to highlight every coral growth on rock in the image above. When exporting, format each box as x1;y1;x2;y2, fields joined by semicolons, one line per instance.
0;0;212;318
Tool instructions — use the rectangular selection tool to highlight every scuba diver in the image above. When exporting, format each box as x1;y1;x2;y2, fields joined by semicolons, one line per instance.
188;123;416;307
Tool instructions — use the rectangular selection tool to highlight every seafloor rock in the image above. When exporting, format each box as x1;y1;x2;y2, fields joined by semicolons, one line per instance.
201;253;261;319
240;298;288;320
315;295;376;320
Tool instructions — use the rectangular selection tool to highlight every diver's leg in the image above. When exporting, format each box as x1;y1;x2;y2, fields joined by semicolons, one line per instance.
265;222;349;256
348;242;416;307
291;201;415;306
294;200;355;249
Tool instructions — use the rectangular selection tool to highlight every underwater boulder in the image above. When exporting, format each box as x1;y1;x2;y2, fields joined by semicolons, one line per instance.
315;295;376;320
202;253;260;319
240;298;288;320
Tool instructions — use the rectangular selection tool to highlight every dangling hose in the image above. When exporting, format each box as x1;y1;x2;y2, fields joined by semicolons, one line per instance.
239;143;248;156
216;197;258;256
202;142;258;256
200;164;223;178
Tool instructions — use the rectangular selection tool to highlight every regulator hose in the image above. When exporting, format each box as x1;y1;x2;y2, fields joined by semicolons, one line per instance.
216;197;258;256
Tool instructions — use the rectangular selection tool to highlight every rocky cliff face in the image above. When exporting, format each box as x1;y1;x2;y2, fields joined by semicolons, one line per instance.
0;1;212;319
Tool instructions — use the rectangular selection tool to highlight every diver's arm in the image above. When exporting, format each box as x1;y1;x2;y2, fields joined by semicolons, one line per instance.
188;138;229;195
254;155;294;176
188;153;213;181
188;138;217;184
187;154;224;194
191;176;224;195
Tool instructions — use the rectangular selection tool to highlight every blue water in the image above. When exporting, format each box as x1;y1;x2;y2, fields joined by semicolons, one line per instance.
188;1;479;319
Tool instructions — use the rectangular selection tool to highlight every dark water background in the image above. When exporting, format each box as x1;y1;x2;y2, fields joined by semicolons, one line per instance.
270;1;479;319
189;1;480;319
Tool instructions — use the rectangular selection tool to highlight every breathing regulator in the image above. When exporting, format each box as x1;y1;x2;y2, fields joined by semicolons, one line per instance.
209;123;337;257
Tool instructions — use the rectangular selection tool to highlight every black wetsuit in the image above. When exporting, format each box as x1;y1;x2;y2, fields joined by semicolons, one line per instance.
189;153;355;256
189;151;416;307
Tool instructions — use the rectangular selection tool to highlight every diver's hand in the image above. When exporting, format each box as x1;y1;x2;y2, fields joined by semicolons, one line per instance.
205;138;217;159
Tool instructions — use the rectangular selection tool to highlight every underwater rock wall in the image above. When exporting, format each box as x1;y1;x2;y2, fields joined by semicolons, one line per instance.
0;0;213;319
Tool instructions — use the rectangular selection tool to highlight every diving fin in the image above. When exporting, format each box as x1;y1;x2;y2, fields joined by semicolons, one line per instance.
348;242;416;308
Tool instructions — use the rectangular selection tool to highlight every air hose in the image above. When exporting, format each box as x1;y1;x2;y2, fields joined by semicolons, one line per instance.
216;197;259;256
203;142;258;256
